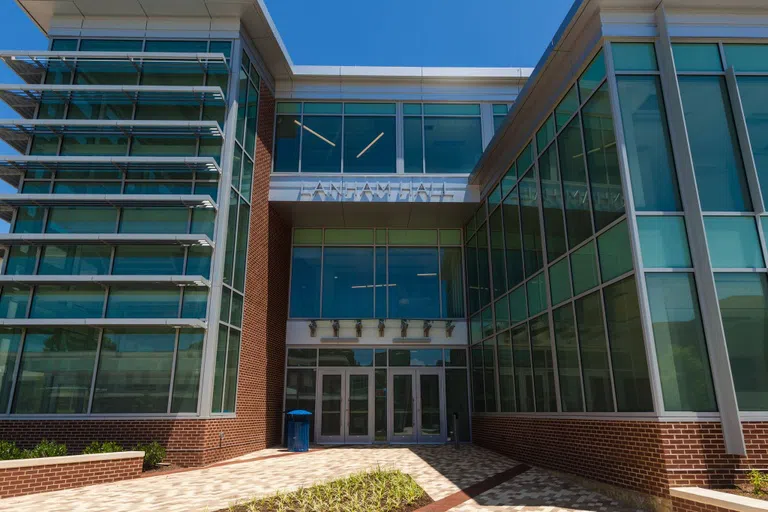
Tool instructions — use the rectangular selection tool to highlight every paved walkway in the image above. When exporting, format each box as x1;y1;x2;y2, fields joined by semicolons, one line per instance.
0;445;643;511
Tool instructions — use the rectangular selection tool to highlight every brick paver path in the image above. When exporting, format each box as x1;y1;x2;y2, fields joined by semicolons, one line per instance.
0;445;643;511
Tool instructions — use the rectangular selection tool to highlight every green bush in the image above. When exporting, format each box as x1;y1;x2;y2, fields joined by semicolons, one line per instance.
749;469;767;495
24;439;67;459
134;441;166;470
0;441;23;460
82;441;124;455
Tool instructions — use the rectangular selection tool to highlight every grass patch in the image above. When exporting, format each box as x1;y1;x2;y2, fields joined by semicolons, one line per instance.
226;468;432;512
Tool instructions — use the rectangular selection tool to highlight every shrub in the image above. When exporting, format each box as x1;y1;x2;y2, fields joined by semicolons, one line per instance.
24;439;67;459
134;441;166;470
749;469;767;495
82;441;124;455
0;441;23;460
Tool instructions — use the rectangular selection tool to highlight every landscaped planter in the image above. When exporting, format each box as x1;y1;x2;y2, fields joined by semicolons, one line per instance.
671;487;768;512
0;451;144;498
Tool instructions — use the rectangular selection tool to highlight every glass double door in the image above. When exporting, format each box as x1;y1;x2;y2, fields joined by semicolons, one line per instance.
316;369;374;444
389;369;446;443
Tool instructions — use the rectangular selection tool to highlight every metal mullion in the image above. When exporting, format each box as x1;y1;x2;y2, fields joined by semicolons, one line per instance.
107;246;116;275
4;328;27;415
724;66;764;213
86;328;104;414
166;328;180;414
653;12;745;455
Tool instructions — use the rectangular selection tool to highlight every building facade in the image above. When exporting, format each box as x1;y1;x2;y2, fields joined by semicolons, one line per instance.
0;0;765;501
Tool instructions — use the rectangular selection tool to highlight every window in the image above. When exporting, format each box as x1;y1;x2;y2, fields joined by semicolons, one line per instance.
540;146;567;260
597;220;633;281
646;274;716;412
672;43;722;72
497;331;515;412
12;328;98;414
715;273;768;411
47;207;117;233
736;77;768;205
511;324;535;412
106;287;180;318
301;115;342;172
579;50;605;100
388;248;440;318
503;188;525;288
112;246;185;275
389;349;442;367
558;118;593;248
582;85;623;230
321;349;373;367
604;277;653;412
321;248;374;319
289;247;322;318
526;273;547;317
520;167;544;275
91;328;175;413
575;292;614;412
423;105;482;174
342;109;395;173
0;329;21;412
171;329;204;413
440;248;464;318
274;115;300;172
120;207;189;234
549;259;571;306
38;245;111;275
637;217;692;269
571;241;599;295
4;246;37;275
489;209;507;297
509;285;527;324
0;286;29;319
612;42;658;72
554;305;583;412
704;217;764;269
678;76;751;212
30;285;104;318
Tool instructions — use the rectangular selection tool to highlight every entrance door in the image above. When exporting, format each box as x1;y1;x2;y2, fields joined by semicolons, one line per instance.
388;369;446;443
316;369;374;444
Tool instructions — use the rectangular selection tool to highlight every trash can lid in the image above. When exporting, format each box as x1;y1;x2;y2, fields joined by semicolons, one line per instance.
287;409;312;416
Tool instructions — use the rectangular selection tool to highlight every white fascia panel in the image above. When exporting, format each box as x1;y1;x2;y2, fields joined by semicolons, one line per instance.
600;10;658;38
665;11;768;38
145;17;214;32
81;16;148;31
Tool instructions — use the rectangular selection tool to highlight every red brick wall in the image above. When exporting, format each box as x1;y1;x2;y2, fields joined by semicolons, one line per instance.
0;83;288;469
0;455;143;498
472;416;768;497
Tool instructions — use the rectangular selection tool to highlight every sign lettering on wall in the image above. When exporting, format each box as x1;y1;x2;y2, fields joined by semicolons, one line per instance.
298;180;455;202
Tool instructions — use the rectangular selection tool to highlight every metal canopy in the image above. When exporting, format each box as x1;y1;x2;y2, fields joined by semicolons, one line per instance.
0;275;210;287
0;194;216;222
0;156;221;188
0;233;214;247
0;119;223;153
0;84;226;118
0;51;229;85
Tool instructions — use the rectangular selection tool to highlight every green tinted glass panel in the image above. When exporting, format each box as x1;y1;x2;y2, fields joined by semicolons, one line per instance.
509;285;527;324
277;102;301;114
672;43;723;72
47;207;117;233
92;327;175;413
611;42;658;71
646;273;716;412
637;216;692;268
51;39;77;51
549;259;571;306
388;229;438;245
5;246;37;275
344;103;396;115
13;206;44;233
530;314;556;412
571;241;599;295
423;104;480;116
0;286;29;319
171;329;204;413
321;248;374;319
343;116;396;173
303;103;342;114
559;118;593;248
579;50;605;100
120;207;188;234
403;116;423;173
540;145;566;260
287;348;317;367
616;75;682;211
375;229;387;245
0;329;20;412
575;292;614;412
403;104;422;115
553;304;584;412
511;324;534;411
30;285;104;318
324;229;374;245
520;167;543;275
294;228;323;245
439;229;461;245
320;349;373;367
715;273;768;411
555;86;579;129
440;247;464;318
704;217;764;269
517;143;533;173
300;115;342;172
290;247;321;317
492;104;508;115
737;77;768;206
106;287;180;318
38;245;111;275
494;295;510;332
678;76;751;212
526;274;547;316
112;246;184;275
598;220;633;282
423;117;482;174
604;276;653;412
274;115;300;172
12;328;98;414
724;44;768;72
535;115;555;153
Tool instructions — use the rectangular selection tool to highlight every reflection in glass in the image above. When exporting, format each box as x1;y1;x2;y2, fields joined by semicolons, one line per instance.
511;324;534;412
348;374;369;436
445;369;470;441
489;209;507;297
424;117;482;174
343;117;396;173
300;116;342;173
678;76;751;212
274;115;300;172
393;374;414;435
321;374;343;436
440;248;465;318
389;349;443;367
530;315;556;412
503;188;525;288
736;77;768;205
637;217;692;269
575;292;614;412
559;118;593;248
321;248;374;319
520;168;544;275
497;331;515;412
540;145;567;260
715;273;768;411
319;349;373;367
289;247;322;318
420;374;441;436
646;274;716;412
704;217;764;269
388;248;439;318
554;305;584;412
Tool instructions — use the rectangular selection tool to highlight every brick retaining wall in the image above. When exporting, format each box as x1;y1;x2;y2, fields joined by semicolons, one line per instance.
0;452;144;498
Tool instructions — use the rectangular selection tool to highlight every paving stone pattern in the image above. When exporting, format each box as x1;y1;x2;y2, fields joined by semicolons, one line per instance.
0;445;642;512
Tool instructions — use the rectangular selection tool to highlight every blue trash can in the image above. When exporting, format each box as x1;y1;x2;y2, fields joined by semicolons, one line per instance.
286;410;312;452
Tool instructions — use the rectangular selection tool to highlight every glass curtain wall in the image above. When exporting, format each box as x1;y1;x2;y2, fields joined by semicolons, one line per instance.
289;228;464;319
467;48;654;414
212;46;261;414
275;102;484;174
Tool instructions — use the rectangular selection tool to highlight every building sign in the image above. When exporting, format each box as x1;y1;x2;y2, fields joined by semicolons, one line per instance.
269;175;477;203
